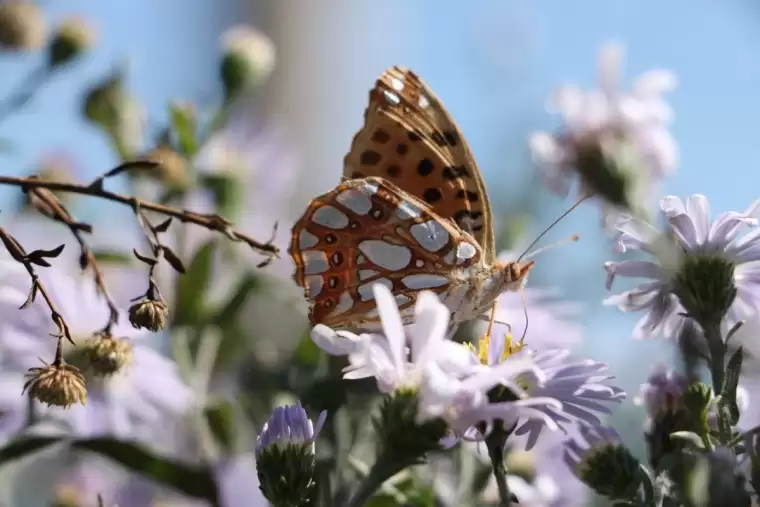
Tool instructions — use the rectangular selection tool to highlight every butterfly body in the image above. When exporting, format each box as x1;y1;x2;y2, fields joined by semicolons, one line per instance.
289;66;535;333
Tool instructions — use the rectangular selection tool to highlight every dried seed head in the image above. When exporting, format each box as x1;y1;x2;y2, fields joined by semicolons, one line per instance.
80;334;134;376
128;297;168;332
140;145;190;190
23;360;87;409
48;16;97;67
220;25;276;100
0;1;46;51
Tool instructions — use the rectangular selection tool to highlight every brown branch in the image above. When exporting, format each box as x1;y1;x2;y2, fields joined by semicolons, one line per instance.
0;228;74;360
0;163;280;263
27;186;120;335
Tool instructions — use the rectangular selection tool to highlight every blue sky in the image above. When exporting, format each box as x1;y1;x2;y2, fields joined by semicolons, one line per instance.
2;0;760;393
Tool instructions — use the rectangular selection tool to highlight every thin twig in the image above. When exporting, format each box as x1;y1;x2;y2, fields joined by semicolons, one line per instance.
27;185;120;334
0;228;74;357
0;66;51;125
0;164;280;264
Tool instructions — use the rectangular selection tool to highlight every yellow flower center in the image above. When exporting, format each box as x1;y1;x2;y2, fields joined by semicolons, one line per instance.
468;331;525;365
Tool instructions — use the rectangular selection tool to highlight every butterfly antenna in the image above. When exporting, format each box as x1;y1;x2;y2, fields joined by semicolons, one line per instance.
516;196;587;263
519;287;529;345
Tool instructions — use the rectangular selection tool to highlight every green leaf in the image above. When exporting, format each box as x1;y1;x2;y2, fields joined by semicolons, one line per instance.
294;332;322;366
170;102;199;158
213;273;263;325
204;399;237;453
173;241;216;326
92;249;132;265
0;437;220;506
721;346;744;425
201;174;243;221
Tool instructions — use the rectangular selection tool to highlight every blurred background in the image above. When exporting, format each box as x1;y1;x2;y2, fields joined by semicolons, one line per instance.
1;0;760;505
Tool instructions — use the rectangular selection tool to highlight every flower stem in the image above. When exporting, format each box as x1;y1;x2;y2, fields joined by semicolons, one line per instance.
345;453;414;507
485;425;512;507
704;323;725;395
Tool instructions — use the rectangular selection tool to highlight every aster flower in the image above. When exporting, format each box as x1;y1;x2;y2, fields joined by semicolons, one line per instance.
604;194;760;338
461;331;625;450
529;42;677;216
0;260;193;441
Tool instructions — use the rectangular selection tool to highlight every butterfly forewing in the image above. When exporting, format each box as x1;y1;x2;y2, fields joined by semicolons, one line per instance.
343;66;496;261
289;176;482;329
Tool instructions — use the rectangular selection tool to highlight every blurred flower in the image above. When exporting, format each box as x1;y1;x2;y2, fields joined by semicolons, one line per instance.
0;261;193;440
48;16;96;67
0;0;45;51
220;25;276;100
78;334;134;376
530;42;677;217
604;194;760;338
256;402;325;507
493;251;583;349
563;424;642;500
633;366;690;423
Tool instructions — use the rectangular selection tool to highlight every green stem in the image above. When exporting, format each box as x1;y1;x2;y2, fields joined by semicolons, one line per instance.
485;426;512;507
704;323;725;395
345;453;414;507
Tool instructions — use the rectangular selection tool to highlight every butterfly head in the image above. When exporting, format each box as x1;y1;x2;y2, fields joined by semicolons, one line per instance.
502;260;535;292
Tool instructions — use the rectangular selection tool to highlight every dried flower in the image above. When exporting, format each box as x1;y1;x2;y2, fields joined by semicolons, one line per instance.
23;358;87;409
0;1;46;51
48;16;96;67
128;296;168;332
79;334;134;377
220;25;276;100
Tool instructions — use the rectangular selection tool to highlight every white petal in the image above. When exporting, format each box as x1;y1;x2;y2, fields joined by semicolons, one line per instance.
528;132;564;167
373;283;406;376
596;42;624;94
633;69;678;97
686;195;710;244
660;195;685;217
411;291;450;366
310;325;364;356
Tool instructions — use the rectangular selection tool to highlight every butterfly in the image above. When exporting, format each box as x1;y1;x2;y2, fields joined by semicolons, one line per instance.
288;66;535;333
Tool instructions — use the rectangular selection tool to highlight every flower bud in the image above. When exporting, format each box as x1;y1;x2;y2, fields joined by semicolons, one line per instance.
673;254;737;328
564;425;641;500
0;1;45;51
219;26;276;101
375;389;448;462
128;297;168;332
83;72;127;131
23;359;87;408
139;145;190;190
80;334;133;376
48;16;96;67
256;402;326;507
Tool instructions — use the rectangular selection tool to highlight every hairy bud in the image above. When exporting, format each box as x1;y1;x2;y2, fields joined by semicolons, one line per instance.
219;25;276;101
48;16;96;67
0;1;45;51
23;360;87;408
140;145;190;190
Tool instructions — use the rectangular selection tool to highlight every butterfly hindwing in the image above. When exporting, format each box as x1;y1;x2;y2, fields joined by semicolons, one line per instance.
343;66;496;261
288;176;482;329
